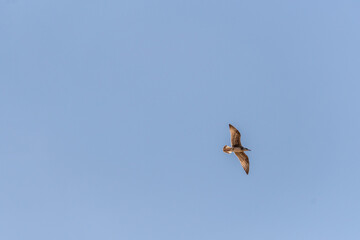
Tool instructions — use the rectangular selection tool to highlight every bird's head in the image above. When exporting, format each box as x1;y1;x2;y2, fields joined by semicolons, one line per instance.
244;148;251;151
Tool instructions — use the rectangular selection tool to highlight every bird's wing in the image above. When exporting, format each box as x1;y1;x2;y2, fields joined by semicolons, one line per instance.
235;152;249;174
229;124;241;147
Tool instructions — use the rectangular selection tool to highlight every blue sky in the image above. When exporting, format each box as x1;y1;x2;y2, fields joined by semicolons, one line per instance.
1;0;360;239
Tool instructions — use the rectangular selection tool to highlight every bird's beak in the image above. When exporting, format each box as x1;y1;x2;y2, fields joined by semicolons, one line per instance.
248;149;251;151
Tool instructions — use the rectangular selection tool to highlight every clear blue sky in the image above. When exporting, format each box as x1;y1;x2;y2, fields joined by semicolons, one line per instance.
1;0;360;239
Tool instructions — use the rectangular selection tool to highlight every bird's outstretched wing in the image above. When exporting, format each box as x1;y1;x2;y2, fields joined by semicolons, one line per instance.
229;124;241;147
235;152;249;174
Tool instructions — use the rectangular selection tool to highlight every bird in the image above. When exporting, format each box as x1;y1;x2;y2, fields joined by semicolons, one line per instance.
223;124;251;174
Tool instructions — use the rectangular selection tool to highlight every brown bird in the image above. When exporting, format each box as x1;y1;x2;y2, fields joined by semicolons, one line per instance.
223;124;251;174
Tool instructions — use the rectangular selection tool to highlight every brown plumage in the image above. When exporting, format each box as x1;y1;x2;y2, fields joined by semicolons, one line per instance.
235;152;249;175
223;124;251;174
229;124;242;147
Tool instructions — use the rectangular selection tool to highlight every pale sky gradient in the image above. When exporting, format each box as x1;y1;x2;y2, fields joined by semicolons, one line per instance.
1;1;360;239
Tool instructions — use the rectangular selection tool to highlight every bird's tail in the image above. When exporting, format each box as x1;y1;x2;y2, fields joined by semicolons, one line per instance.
223;145;233;154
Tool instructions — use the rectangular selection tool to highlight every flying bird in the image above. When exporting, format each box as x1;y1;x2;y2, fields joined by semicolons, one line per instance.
223;124;251;174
